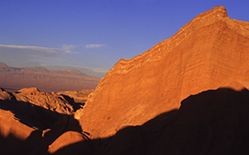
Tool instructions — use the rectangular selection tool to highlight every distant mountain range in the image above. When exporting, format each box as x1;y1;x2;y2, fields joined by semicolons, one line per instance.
0;62;100;92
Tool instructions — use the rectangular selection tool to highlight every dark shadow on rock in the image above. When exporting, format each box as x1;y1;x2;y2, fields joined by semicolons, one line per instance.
0;133;29;155
0;93;86;132
60;94;85;111
0;97;63;130
0;94;85;155
52;88;249;155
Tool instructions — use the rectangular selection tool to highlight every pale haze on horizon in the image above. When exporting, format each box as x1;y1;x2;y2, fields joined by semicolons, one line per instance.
0;0;249;72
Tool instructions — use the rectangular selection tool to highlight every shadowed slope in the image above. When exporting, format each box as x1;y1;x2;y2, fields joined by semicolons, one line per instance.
0;88;86;155
0;94;68;130
53;88;249;155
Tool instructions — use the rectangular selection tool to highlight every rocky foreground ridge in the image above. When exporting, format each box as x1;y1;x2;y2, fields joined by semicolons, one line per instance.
0;87;91;154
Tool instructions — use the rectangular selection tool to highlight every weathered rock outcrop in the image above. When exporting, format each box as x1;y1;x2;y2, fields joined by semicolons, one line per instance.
0;87;91;115
0;88;91;154
0;109;33;139
80;6;249;138
48;131;85;154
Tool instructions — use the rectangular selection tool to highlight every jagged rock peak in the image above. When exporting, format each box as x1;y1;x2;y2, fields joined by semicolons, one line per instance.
107;7;229;73
17;87;41;93
197;6;227;18
105;6;249;78
89;6;232;96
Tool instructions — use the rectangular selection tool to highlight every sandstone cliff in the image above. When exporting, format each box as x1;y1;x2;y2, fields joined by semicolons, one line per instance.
80;6;249;138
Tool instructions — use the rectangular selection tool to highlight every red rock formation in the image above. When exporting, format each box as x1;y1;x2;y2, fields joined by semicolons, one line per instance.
0;109;35;155
14;87;75;115
52;88;249;155
80;6;249;138
0;89;34;140
0;87;92;115
0;88;88;154
48;131;85;154
57;89;92;104
0;109;33;139
0;88;12;100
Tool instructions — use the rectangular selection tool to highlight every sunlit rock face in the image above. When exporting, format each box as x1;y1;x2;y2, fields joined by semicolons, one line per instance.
80;6;249;138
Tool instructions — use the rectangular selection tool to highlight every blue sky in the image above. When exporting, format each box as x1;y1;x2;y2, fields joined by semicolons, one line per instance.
0;0;249;72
